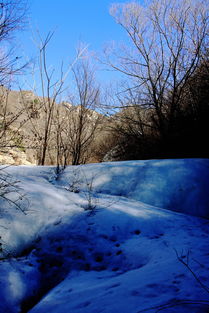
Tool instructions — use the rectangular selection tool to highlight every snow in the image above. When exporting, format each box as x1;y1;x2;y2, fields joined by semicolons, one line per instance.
0;159;209;313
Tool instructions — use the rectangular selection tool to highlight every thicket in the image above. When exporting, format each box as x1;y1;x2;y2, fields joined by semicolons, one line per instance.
100;57;209;161
99;0;209;161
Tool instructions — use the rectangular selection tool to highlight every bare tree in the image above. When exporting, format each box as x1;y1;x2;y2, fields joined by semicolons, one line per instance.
0;0;28;158
22;32;86;166
64;59;102;165
0;0;28;85
18;32;62;165
107;0;208;152
0;87;27;152
36;32;65;165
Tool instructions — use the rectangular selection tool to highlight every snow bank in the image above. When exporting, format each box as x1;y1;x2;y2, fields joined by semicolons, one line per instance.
60;159;209;219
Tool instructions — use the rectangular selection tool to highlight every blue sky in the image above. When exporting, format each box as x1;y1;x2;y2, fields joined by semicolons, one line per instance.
16;0;130;93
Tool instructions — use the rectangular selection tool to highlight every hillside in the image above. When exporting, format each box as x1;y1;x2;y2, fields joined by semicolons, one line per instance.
0;87;103;165
0;159;209;313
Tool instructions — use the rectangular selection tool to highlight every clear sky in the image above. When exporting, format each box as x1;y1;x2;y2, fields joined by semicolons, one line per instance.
16;0;130;94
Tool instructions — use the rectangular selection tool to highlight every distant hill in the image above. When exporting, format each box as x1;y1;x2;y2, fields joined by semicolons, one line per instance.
0;87;104;165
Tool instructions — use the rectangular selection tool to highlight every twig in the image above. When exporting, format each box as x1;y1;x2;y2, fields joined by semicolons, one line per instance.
174;248;209;294
137;299;209;312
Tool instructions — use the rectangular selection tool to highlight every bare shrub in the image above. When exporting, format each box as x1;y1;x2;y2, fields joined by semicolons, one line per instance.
0;166;28;214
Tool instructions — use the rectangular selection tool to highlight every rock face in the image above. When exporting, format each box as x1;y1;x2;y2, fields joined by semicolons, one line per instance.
0;87;103;165
102;145;122;162
0;87;37;164
0;148;34;165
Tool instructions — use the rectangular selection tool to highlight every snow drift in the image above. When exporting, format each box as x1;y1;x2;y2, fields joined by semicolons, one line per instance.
60;158;209;219
0;159;208;313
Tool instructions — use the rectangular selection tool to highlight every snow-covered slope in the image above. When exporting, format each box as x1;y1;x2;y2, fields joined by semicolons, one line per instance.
59;158;209;218
0;159;209;313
